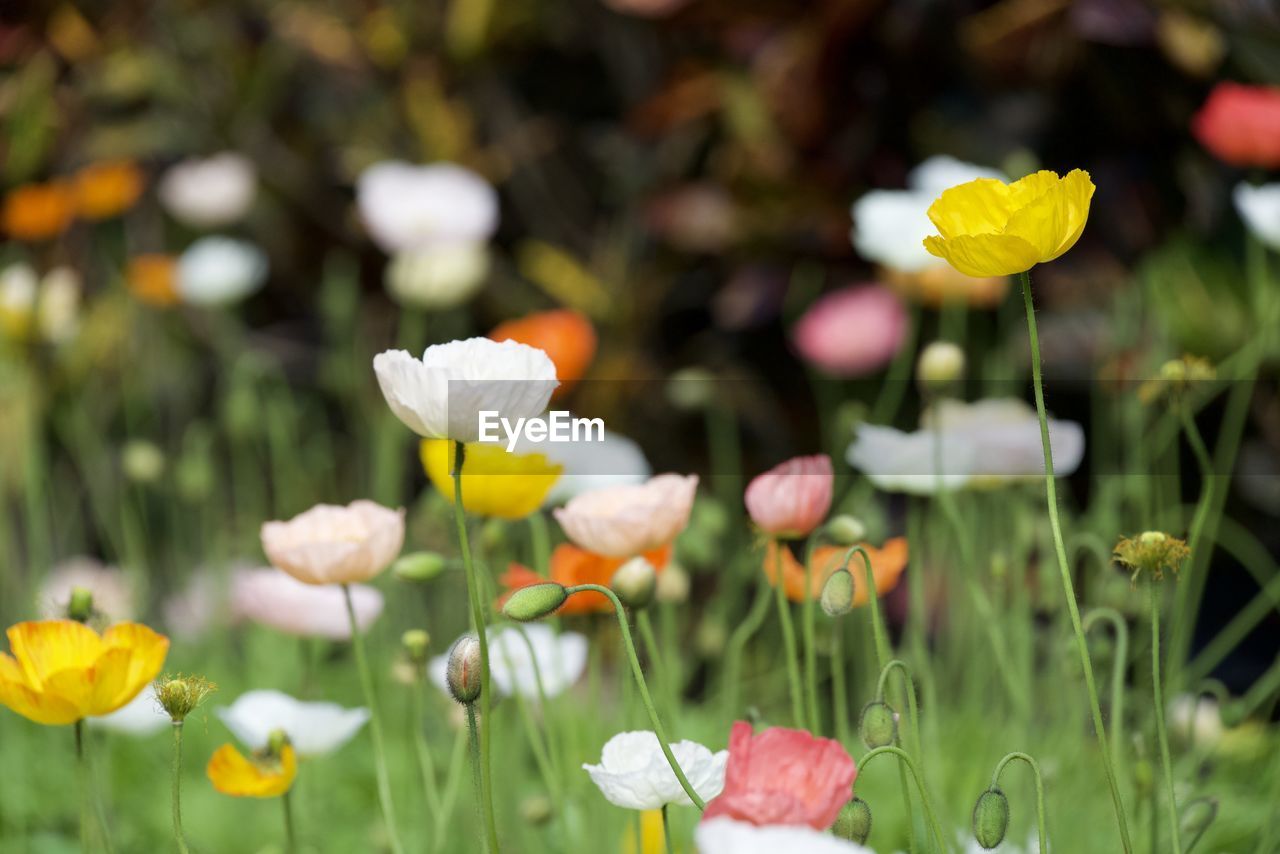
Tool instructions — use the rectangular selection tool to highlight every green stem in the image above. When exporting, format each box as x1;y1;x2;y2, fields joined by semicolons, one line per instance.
722;580;773;719
410;676;445;828
1169;404;1216;680
282;788;297;854
451;442;502;852
662;804;673;854
528;512;551;578
76;720;90;853
637;610;677;721
1150;584;1182;854
565;583;706;809
1019;270;1132;852
858;746;947;852
802;538;821;733
768;539;808;727
171;723;191;854
991;752;1049;854
435;727;470;854
465;704;488;852
1083;608;1130;779
341;584;405;854
831;620;850;746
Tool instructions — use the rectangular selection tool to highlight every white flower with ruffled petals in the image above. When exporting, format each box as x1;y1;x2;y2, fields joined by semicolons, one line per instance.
373;337;558;443
584;730;727;810
697;818;873;853
357;161;498;253
1233;182;1280;251
217;690;369;757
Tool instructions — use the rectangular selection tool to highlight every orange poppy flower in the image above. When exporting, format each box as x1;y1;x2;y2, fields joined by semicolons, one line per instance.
2;182;76;241
74;161;144;221
207;743;298;798
499;542;670;615
762;538;908;604
489;309;597;397
127;254;179;306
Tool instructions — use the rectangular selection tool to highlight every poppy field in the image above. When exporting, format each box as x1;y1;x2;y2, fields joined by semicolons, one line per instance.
2;2;1280;853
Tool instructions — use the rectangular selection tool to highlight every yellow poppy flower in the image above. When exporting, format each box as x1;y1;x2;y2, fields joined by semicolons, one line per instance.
622;809;666;854
922;170;1095;278
0;619;169;725
421;439;562;520
207;743;298;798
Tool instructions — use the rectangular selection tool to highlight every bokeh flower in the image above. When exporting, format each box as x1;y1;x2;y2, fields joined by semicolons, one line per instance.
37;556;136;622
420;439;562;519
696;817;872;853
923;170;1095;277
373;337;559;443
517;424;650;504
2;182;76;241
158;153;257;228
217;689;369;756
554;474;698;558
73;160;144;220
490;309;597;398
0;620;169;725
126;254;180;307
1168;694;1224;747
763;538;908;604
36;266;81;343
260;500;404;585
792;286;907;377
176;236;269;306
357;161;498;253
384;243;490;310
231;568;384;639
88;683;169;737
745;454;833;539
207;742;297;798
0;263;37;338
1232;182;1280;251
702;720;856;830
431;625;588;700
499;543;672;615
1192;83;1280;169
583;730;727;810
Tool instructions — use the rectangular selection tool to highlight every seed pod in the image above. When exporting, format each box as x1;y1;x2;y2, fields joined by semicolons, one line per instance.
833;797;872;844
393;552;447;583
155;674;217;723
826;515;867;547
859;701;898;749
446;634;483;705
610;557;657;610
502;583;569;622
820;569;855;617
972;787;1010;849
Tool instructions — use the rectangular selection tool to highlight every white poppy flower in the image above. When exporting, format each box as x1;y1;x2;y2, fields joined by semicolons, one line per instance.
373;337;558;443
0;262;37;334
506;423;651;504
176;236;268;306
697;818;873;853
217;689;369;756
1233;182;1280;251
1168;693;1224;746
384;243;490;309
231;568;384;639
553;474;698;557
158;153;257;229
583;730;727;810
357;161;498;253
89;684;169;736
429;625;588;701
847;398;1083;494
851;156;1006;273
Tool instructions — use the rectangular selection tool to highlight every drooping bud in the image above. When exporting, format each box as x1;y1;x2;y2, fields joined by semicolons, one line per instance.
155;674;217;723
67;586;95;623
610;557;657;610
502;583;568;622
833;798;872;844
825;515;867;547
859;701;897;749
401;629;431;666
916;341;965;391
445;634;483;705
820;569;855;617
972;787;1010;849
393;552;447;583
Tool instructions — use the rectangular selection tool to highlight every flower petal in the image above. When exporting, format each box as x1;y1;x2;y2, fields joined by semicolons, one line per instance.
923;232;1041;278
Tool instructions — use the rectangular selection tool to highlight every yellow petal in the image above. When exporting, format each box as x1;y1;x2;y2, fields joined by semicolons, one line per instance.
6;620;103;689
1003;170;1095;261
926;178;1017;239
99;622;170;713
1044;169;1094;260
421;439;563;520
0;653;80;725
207;744;298;798
923;233;1042;278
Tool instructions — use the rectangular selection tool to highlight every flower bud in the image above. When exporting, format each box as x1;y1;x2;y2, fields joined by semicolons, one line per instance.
610;557;656;610
401;629;431;665
267;728;291;757
972;787;1010;849
502;583;568;622
393;552;447;583
859;701;897;749
666;367;716;411
446;635;483;705
67;586;95;623
916;341;965;390
826;515;867;547
833;798;872;844
519;793;554;826
155;674;217;723
820;569;855;617
656;562;690;604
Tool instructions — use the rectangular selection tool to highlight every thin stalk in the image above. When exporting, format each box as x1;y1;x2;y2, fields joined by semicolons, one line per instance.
1169;404;1216;681
451;442;502;852
410;676;445;826
341;584;406;854
1083;608;1130;778
528;511;551;578
637;611;673;718
831;620;850;746
661;804;673;854
722;580;772;719
434;727;470;854
465;705;488;851
565;583;706;809
991;752;1049;854
75;720;112;853
1019;270;1132;852
858;746;947;852
171;723;191;854
769;540;808;727
1150;584;1182;854
282;788;297;854
802;537;821;733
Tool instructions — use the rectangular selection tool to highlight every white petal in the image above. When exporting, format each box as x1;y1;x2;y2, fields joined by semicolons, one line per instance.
695;818;873;854
216;689;368;756
1233;181;1280;252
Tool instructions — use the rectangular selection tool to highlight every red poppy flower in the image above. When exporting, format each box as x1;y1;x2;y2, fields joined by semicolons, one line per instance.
1192;83;1280;168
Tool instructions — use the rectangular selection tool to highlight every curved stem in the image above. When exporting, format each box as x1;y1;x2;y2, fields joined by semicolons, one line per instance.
171;723;191;854
637;610;675;719
991;752;1048;854
1082;608;1130;778
342;584;406;854
565;583;706;809
722;579;772;719
451;442;501;852
858;746;947;852
1020;271;1132;852
768;539;807;727
1150;584;1182;854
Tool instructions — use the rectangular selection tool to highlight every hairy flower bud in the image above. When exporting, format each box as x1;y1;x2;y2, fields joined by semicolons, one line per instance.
859;701;897;749
67;586;95;623
825;515;867;547
833;797;872;844
820;569;855;617
392;552;447;583
502;583;569;622
446;634;483;705
155;674;217;723
972;787;1010;849
610;557;657;610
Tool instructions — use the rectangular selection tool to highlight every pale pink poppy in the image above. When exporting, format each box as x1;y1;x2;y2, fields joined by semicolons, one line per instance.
232;569;384;639
260;500;404;585
792;285;907;377
38;557;136;621
744;455;833;539
553;474;698;558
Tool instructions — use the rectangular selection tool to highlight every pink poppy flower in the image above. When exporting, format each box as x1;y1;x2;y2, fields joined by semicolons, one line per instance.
38;557;136;622
792;285;907;377
553;474;698;558
744;455;833;539
702;721;856;830
260;500;404;585
232;569;384;640
1192;83;1280;169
